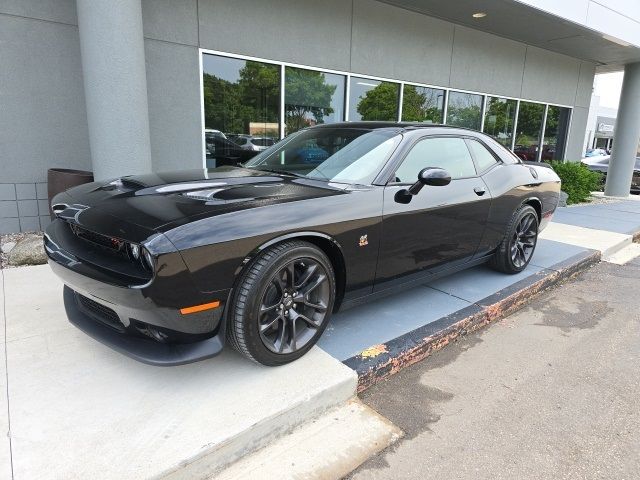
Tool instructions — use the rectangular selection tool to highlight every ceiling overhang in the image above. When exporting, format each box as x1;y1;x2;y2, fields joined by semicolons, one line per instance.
381;0;640;73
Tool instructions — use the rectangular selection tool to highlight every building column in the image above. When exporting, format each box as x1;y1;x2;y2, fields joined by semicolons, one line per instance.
76;0;152;180
604;62;640;197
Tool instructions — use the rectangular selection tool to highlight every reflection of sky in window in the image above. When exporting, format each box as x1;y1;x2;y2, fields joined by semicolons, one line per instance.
203;54;244;83
448;91;482;109
324;73;345;123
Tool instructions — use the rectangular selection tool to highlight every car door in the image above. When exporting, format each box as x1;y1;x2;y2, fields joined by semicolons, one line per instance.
374;135;492;289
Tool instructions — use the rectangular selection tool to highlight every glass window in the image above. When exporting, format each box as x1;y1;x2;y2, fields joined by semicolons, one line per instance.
542;106;571;161
483;97;517;147
285;67;345;135
394;137;476;183
514;102;545;162
245;127;401;185
446;91;483;129
202;54;280;168
401;85;445;123
349;77;400;121
467;139;499;172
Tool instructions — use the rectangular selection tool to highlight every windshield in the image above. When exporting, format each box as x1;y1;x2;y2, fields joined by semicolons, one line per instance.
244;127;402;184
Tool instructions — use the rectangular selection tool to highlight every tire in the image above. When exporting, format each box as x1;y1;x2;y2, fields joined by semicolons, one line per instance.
488;204;539;274
227;240;336;366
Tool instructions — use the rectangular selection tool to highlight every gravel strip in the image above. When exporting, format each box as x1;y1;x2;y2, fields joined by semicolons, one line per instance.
1;231;43;269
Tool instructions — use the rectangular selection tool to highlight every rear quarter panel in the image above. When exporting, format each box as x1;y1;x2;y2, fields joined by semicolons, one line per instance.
475;163;560;257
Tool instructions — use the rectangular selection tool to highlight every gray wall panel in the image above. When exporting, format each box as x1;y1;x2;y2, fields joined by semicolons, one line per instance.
449;26;526;98
145;40;203;172
351;0;453;85
141;0;198;46
521;46;581;105
566;106;589;160
0;0;77;25
197;0;352;71
0;14;91;184
575;61;596;108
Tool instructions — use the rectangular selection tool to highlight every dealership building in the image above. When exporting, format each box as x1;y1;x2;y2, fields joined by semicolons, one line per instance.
2;0;640;233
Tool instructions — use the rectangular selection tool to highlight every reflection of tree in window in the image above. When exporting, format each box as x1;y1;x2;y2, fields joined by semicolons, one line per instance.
483;97;516;147
202;60;280;137
542;106;570;161
401;86;444;123
513;102;545;161
447;92;482;129
515;102;544;147
356;83;399;121
285;69;337;133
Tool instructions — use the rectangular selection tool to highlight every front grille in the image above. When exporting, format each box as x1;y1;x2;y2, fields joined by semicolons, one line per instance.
68;223;128;259
76;294;125;333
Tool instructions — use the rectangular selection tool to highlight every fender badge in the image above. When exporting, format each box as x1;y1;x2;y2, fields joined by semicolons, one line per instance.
359;235;368;247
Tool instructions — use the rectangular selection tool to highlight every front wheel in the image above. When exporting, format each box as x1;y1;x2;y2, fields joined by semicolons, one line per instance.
489;204;539;274
227;240;335;366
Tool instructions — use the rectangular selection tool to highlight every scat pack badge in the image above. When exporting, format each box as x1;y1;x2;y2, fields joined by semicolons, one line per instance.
359;234;368;247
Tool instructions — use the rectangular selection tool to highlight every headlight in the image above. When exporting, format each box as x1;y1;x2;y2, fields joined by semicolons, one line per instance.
141;247;154;272
129;243;140;260
127;243;154;272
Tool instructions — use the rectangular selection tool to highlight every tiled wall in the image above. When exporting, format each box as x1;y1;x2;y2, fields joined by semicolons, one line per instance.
0;183;51;234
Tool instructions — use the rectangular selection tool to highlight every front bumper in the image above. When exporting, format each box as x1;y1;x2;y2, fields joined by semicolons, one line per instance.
45;217;229;365
64;286;224;366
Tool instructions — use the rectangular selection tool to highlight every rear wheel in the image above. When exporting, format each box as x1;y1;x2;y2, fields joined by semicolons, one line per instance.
489;204;539;274
227;240;335;366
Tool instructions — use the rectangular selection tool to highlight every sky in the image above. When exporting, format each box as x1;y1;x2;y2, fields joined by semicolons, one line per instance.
594;71;624;109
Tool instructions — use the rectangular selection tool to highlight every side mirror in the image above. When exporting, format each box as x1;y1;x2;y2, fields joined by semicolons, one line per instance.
407;167;451;195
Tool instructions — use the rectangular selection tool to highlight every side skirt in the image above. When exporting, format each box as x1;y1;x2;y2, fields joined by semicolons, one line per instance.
339;254;493;312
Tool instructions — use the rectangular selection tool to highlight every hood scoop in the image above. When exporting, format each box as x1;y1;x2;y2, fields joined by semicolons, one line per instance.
181;183;287;204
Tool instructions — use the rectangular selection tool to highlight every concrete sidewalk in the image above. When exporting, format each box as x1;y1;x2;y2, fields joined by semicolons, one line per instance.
0;266;364;480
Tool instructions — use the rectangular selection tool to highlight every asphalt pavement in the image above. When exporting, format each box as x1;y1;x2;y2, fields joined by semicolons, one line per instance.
347;258;640;480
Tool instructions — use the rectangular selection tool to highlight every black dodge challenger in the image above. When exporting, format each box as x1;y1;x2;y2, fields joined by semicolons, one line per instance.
45;123;561;366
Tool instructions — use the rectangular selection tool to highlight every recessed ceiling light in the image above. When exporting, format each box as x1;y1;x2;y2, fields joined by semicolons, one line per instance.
472;12;487;18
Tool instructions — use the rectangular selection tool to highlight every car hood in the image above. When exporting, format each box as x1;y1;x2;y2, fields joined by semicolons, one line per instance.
55;166;346;232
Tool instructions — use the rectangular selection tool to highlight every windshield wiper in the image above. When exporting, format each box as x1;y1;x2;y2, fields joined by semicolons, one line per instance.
251;167;306;178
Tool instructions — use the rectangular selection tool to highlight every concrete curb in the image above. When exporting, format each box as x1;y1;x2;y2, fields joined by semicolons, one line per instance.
345;250;601;392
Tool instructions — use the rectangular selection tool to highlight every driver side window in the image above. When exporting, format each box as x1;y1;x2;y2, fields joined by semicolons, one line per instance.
394;137;477;183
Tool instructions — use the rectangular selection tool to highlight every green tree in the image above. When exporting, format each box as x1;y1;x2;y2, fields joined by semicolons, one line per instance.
484;99;516;145
285;69;337;133
515;103;545;146
401;86;443;123
447;94;481;129
356;83;399;121
202;60;280;135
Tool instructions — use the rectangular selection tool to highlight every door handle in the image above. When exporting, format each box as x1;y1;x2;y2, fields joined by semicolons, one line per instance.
473;186;486;196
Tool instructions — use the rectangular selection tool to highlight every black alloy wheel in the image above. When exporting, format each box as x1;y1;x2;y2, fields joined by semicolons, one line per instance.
489;204;539;274
510;212;538;268
227;240;335;365
258;258;330;354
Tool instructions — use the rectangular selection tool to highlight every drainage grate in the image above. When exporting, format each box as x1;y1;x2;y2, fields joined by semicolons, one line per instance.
76;294;125;333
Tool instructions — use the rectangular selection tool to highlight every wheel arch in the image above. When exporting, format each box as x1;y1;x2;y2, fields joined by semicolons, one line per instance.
236;231;347;312
521;196;542;223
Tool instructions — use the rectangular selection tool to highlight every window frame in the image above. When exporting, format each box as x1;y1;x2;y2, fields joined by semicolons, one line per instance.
199;48;574;169
464;138;503;175
386;134;482;185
